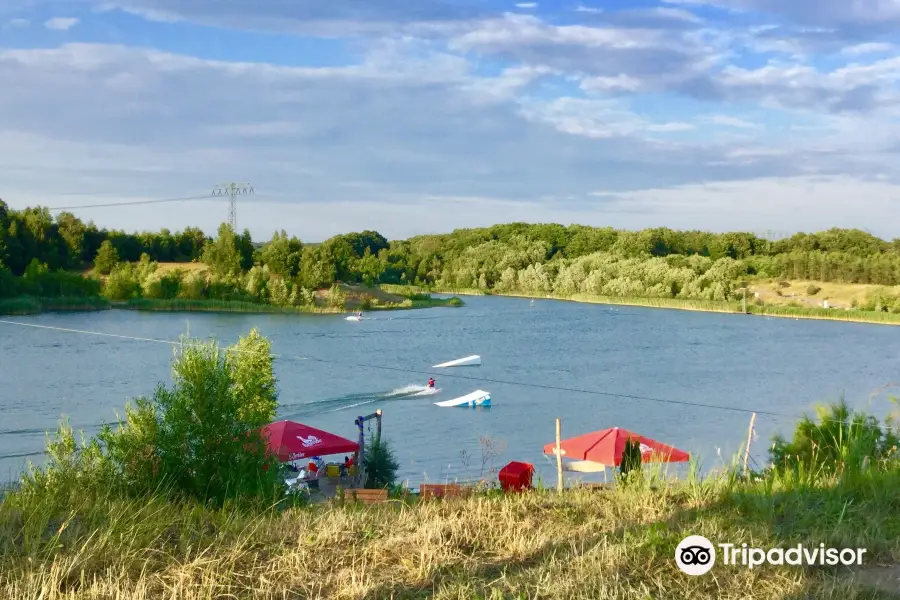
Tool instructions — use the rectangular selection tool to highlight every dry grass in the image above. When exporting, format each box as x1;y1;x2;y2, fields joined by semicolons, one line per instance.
155;262;209;276
748;279;887;309
2;475;897;600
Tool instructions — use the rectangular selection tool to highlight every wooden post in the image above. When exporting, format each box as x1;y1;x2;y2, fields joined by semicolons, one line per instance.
555;418;563;492
742;412;756;478
375;409;383;446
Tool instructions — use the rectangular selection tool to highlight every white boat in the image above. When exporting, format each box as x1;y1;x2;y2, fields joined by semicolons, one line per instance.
434;390;491;407
432;354;482;368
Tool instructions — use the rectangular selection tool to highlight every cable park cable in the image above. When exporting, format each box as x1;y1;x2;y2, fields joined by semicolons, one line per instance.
0;319;805;420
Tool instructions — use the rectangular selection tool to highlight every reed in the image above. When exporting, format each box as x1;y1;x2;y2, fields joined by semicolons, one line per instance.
0;296;111;315
120;298;344;314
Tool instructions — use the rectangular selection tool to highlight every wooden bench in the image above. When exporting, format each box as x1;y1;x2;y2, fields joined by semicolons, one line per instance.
418;484;472;499
345;488;389;505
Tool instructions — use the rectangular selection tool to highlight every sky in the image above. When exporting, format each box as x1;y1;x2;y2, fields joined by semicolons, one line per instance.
2;0;900;241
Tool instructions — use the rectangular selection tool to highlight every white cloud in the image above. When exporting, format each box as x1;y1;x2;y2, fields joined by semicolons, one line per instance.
841;42;895;56
2;2;900;237
1;43;786;235
706;115;760;129
590;175;900;237
515;2;537;8
7;17;29;27
44;17;79;30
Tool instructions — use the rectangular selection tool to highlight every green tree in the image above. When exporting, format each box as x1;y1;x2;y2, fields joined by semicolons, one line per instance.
202;223;242;277
94;240;120;274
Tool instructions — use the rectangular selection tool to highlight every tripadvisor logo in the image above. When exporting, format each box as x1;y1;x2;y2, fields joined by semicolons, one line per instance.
675;535;867;575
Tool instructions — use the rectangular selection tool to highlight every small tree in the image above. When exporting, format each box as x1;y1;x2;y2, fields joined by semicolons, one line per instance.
94;240;119;274
363;437;399;489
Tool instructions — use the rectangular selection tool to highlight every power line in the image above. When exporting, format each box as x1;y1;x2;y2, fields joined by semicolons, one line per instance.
45;194;214;211
0;319;796;420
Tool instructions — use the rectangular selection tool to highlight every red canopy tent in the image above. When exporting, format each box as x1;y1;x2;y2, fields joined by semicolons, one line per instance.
543;427;690;466
261;420;359;462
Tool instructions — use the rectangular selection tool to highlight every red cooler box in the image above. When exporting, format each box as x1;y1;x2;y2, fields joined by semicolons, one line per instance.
499;461;535;492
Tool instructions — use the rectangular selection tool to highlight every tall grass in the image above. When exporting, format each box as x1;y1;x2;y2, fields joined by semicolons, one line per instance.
121;298;344;314
0;296;110;315
0;467;894;599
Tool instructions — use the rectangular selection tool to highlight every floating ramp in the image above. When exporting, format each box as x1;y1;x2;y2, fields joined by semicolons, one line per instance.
432;354;481;368
435;390;491;408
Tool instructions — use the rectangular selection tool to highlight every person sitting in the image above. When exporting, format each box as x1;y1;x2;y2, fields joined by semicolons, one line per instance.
306;460;319;479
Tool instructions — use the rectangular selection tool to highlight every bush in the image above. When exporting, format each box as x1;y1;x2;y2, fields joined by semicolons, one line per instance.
327;284;346;309
104;263;141;301
618;438;643;484
448;297;464;307
770;401;899;477
363;437;399;489
778;281;791;288
359;296;373;311
18;328;283;507
806;284;821;296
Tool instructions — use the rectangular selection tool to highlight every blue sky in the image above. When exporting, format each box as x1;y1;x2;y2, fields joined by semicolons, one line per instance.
2;0;900;240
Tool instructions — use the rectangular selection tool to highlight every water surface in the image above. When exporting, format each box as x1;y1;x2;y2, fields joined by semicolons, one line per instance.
2;296;898;484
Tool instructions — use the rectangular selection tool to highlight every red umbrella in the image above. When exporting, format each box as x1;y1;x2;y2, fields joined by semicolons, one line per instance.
543;427;690;466
261;420;359;462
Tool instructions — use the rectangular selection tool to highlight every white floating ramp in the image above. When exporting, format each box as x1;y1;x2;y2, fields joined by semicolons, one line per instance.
435;390;491;407
432;354;481;368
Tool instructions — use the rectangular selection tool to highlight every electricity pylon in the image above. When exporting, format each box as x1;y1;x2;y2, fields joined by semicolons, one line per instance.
211;182;254;230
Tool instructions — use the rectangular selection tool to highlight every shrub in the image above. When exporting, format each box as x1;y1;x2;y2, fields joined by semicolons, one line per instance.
778;281;791;288
104;263;141;301
448;297;464;307
18;328;283;507
327;284;346;309
618;438;643;484
94;240;120;275
770;401;899;477
363;437;400;489
359;296;373;310
806;284;821;296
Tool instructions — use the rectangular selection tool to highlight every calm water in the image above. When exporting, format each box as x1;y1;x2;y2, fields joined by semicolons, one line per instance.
2;296;899;485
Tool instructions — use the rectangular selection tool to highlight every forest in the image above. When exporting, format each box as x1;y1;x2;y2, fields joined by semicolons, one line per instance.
4;199;900;311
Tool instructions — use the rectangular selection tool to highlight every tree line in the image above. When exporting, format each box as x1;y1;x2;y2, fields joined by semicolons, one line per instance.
5;199;900;307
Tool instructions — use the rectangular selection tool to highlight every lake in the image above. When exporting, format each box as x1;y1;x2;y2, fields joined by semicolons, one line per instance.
2;296;899;486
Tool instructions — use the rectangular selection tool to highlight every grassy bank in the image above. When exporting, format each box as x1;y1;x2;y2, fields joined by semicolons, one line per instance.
119;298;346;314
1;470;897;599
387;284;900;326
0;296;111;316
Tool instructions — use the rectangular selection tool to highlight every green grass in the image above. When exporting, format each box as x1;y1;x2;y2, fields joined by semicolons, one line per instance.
0;296;111;315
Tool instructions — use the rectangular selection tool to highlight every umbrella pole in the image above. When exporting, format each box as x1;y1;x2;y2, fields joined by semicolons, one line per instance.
556;418;563;493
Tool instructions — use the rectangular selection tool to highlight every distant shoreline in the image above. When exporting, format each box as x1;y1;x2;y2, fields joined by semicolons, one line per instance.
410;287;900;327
0;295;463;317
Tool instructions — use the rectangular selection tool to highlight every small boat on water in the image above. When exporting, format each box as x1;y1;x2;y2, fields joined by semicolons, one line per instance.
432;354;481;368
434;390;491;408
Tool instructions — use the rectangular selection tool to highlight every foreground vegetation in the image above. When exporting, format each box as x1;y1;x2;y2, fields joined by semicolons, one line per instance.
2;327;900;598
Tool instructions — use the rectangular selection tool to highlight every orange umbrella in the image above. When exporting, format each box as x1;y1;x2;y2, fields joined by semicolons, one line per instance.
543;427;690;466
